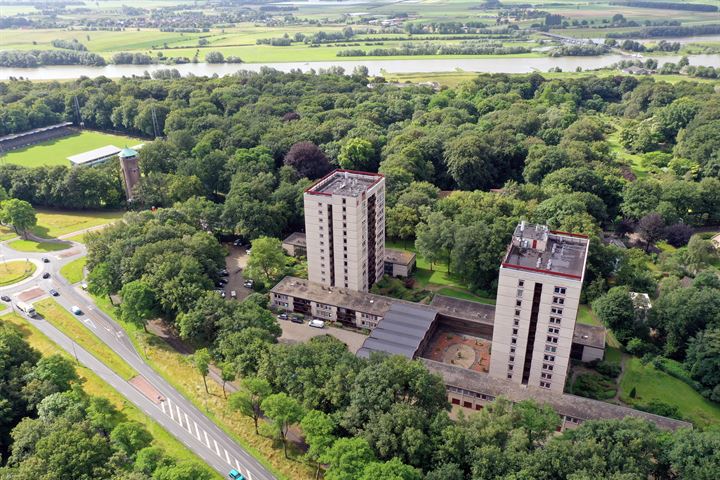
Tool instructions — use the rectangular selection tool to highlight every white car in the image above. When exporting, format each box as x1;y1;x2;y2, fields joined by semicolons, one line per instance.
81;282;88;290
230;290;237;298
70;305;82;315
309;319;325;329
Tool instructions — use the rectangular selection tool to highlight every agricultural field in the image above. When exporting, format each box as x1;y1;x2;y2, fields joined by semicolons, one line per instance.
1;130;144;168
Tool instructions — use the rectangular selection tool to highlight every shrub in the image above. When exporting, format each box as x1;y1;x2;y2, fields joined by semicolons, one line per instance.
571;372;617;400
635;400;683;420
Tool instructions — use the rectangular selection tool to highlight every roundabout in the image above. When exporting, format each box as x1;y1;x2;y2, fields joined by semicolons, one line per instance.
0;260;37;286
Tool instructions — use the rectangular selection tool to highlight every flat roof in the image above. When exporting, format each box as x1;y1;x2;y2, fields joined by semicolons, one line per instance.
430;294;495;326
282;232;307;248
384;247;415;266
503;226;589;280
67;145;121;165
271;276;395;317
573;323;606;349
306;169;383;197
423;359;691;431
358;302;437;359
0;122;73;143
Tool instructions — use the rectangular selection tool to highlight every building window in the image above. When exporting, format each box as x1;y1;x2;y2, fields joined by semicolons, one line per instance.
509;355;515;362
541;372;552;380
542;363;554;371
545;345;557;353
511;338;517;345
512;328;518;335
508;364;513;371
507;373;513;379
551;307;563;315
547;335;558;344
548;327;560;335
540;381;551;389
513;319;519;326
544;354;555;362
515;309;521;316
554;286;566;295
515;300;522;307
518;280;525;287
552;297;565;305
550;317;561;325
510;346;516;353
517;289;523;297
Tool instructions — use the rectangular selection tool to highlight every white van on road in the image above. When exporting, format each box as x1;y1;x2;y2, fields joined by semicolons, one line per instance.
16;301;37;318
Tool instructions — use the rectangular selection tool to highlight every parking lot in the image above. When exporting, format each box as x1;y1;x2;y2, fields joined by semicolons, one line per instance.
277;317;367;353
220;243;252;301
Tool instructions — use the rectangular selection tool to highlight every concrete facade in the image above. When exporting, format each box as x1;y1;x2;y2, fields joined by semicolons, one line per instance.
489;223;589;394
304;170;385;293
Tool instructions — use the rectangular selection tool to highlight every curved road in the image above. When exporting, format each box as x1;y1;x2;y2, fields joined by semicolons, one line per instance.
0;238;275;480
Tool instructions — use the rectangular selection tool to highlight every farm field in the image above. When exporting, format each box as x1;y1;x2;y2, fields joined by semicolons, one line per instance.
32;208;124;239
1;130;144;168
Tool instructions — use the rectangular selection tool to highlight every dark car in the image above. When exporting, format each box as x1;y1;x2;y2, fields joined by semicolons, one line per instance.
290;315;303;324
219;269;229;277
42;272;51;279
49;289;59;297
277;312;289;321
41;257;50;263
1;295;10;302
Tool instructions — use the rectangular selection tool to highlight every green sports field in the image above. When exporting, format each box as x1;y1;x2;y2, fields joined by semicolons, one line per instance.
1;130;145;168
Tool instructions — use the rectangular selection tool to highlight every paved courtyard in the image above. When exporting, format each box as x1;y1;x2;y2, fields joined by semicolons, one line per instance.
425;328;491;373
278;319;367;353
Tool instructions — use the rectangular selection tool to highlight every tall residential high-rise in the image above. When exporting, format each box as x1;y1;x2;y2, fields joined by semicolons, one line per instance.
489;222;589;393
304;169;386;293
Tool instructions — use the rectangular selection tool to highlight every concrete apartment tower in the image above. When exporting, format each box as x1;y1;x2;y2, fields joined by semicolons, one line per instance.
304;169;386;293
489;222;589;394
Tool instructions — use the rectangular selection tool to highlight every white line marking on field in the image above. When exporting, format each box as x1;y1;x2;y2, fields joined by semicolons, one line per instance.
194;421;201;440
204;430;211;448
214;439;221;456
225;448;231;464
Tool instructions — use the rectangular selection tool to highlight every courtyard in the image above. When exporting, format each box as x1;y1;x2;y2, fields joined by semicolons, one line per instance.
424;328;491;373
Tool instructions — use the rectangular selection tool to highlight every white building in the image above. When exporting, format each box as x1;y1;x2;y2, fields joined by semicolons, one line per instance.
489;222;590;394
304;169;385;293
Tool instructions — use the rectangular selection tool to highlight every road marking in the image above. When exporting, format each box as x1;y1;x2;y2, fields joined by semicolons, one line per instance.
235;459;242;471
184;412;191;432
204;430;211;448
214;439;221;456
83;318;96;329
160;401;166;414
194;421;201;440
247;472;253;480
168;400;174;420
176;405;182;426
225;448;231;464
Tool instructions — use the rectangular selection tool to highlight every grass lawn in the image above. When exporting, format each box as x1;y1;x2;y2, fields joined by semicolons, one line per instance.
0;260;36;286
0;311;220;478
436;287;496;304
32;209;124;239
34;298;137;380
90;294;308;480
2;130;144;168
605;346;622;364
8;239;71;252
64;232;88;244
620;356;720;428
577;304;602;326
0;225;17;241
60;257;87;284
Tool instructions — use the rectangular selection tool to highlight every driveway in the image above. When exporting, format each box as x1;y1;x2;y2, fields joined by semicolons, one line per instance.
223;244;252;301
278;319;367;353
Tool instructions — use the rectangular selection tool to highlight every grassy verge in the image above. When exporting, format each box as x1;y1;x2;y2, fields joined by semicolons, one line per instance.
32;208;124;239
34;298;137;380
90;294;309;480
577;304;602;326
0;260;36;285
0;311;221;479
619;356;720;428
60;257;87;284
436;287;496;304
8;239;72;252
0;225;17;241
64;232;88;244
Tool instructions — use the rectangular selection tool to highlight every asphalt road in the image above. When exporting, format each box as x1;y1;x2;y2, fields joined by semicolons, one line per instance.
0;239;275;480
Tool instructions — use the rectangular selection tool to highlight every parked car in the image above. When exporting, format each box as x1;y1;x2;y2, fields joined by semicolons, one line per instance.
233;239;242;246
70;305;82;315
1;295;10;302
230;290;237;299
277;312;289;320
309;319;325;329
49;289;59;297
41;257;50;263
228;470;245;480
290;315;303;324
246;248;252;256
215;289;226;298
243;279;254;289
42;272;51;279
81;282;88;290
219;269;229;277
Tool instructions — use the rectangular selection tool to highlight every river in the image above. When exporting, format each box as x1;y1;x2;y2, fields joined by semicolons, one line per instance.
2;54;719;81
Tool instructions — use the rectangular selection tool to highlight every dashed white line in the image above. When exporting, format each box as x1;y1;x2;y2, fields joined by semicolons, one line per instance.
247;472;253;480
160;401;166;414
194;421;201;440
225;448;231;464
235;459;241;471
204;430;211;448
214;439;221;456
175;405;182;426
184;412;191;432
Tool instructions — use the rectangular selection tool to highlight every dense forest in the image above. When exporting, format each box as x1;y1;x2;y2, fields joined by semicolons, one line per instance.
1;70;720;478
